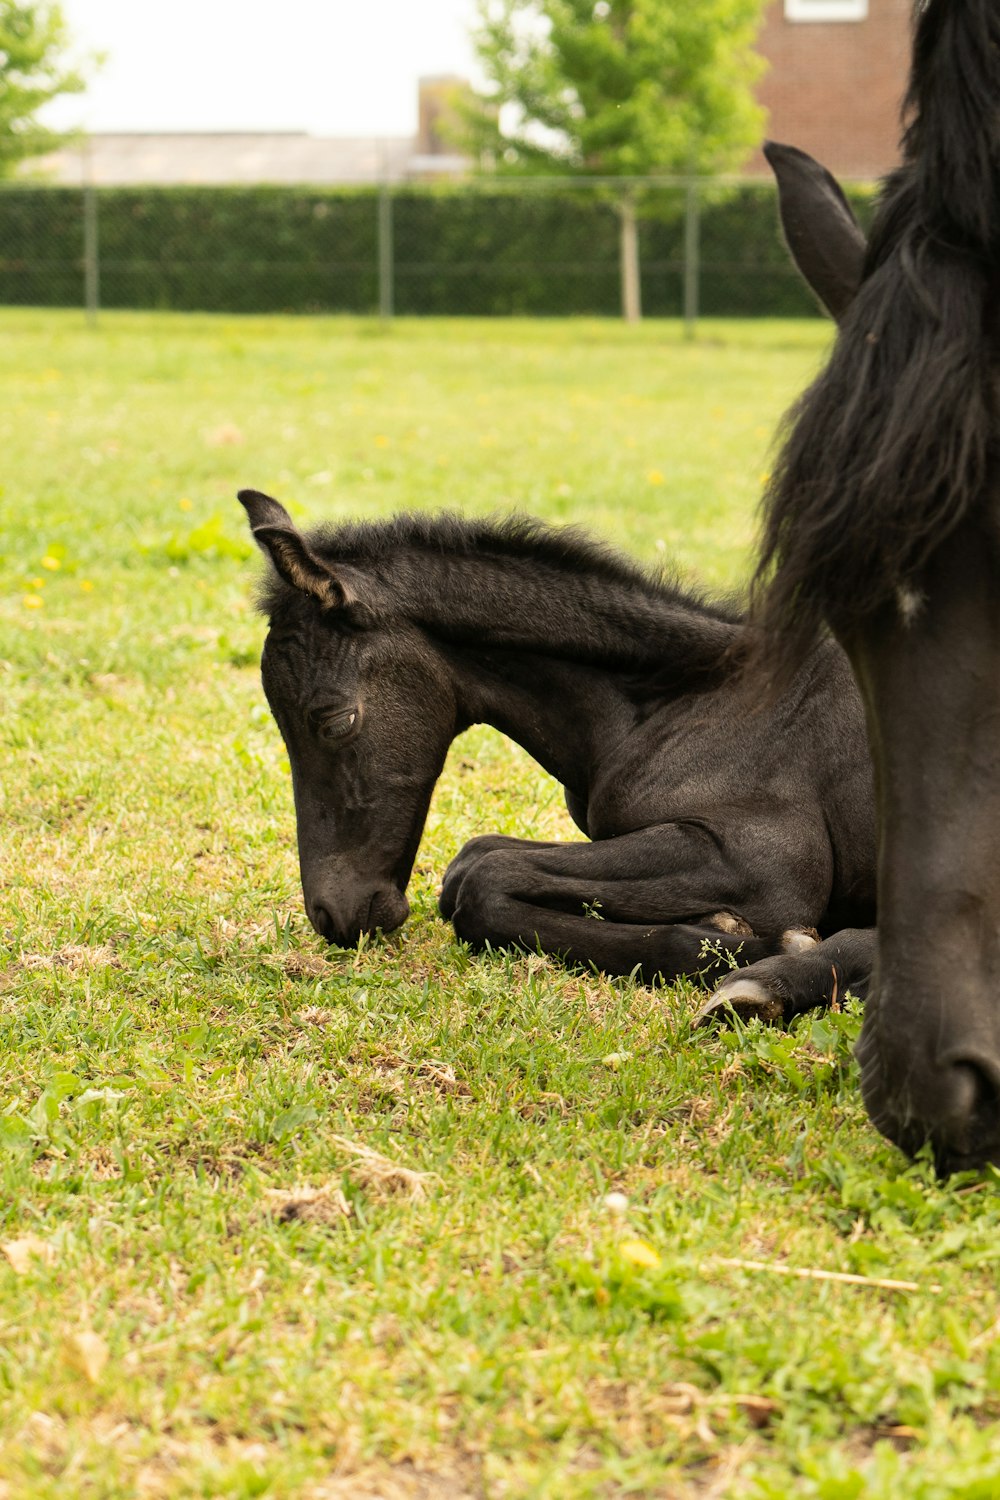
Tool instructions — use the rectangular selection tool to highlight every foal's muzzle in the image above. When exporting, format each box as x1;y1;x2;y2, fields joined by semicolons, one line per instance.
307;883;410;948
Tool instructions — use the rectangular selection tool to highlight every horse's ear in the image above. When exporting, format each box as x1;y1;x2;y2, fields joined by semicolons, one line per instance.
237;489;351;610
764;140;867;322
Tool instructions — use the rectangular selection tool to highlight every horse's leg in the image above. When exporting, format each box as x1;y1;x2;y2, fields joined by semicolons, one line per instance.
440;834;568;920
459;907;772;985
696;928;876;1026
444;825;809;985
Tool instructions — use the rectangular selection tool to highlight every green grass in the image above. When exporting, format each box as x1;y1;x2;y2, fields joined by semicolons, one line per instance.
2;309;999;1499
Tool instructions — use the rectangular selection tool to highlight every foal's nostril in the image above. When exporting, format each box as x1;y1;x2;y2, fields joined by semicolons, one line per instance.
368;886;409;934
309;901;340;944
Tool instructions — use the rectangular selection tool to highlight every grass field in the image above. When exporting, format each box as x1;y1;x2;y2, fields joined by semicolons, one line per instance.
3;310;1000;1499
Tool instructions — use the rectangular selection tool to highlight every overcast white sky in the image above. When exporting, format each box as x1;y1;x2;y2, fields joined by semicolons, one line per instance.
45;0;484;137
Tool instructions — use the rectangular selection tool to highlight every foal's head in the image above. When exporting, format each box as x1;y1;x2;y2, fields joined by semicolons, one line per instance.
240;490;457;947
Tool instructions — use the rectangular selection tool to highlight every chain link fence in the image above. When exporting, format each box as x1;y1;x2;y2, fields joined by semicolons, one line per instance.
0;174;875;328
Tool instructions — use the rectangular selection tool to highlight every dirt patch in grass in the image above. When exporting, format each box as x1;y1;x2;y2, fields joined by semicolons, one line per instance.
76;1146;124;1182
309;1459;484;1499
585;1378;776;1450
332;1135;437;1202
296;1005;338;1025
274;950;334;980
264;1181;352;1225
372;1051;473;1099
15;942;121;972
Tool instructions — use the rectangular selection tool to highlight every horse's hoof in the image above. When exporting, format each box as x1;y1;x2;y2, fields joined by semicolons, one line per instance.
705;911;755;938
696;978;784;1027
781;927;820;954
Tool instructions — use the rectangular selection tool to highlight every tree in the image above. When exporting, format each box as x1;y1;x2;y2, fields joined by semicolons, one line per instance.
0;3;87;177
465;0;767;319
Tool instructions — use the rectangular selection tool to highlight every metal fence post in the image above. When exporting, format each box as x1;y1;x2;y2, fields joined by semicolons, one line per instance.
618;189;642;323
83;183;99;325
378;181;394;320
683;180;700;340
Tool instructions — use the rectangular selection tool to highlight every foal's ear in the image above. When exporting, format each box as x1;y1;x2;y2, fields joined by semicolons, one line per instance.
764;140;867;322
237;489;351;610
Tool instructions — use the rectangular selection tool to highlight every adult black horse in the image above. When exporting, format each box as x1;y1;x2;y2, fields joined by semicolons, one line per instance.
751;0;1000;1172
238;490;876;1004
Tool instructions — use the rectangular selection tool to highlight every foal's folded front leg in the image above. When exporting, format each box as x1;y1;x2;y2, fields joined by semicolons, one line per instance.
443;825;801;986
439;834;565;921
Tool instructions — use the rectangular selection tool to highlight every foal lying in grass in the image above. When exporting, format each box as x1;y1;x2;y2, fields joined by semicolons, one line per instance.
240;489;876;1019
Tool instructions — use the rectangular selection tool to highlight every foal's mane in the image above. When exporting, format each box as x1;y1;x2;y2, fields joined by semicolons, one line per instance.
754;0;1000;675
260;510;741;625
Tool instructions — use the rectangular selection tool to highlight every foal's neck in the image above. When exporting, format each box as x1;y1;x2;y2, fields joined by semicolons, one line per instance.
379;539;742;799
446;645;633;802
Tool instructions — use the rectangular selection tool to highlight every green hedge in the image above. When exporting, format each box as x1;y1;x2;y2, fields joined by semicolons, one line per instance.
0;182;874;317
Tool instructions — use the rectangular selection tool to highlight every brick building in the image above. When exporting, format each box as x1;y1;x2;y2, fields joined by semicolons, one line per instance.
751;0;911;179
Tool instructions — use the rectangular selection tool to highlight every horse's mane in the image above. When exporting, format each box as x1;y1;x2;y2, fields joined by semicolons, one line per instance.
753;0;1000;677
260;509;742;625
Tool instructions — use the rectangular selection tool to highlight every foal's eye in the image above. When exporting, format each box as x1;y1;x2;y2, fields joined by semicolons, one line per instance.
318;710;358;743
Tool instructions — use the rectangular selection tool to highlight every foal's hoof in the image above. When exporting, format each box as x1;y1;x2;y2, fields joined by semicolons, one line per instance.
781;927;819;954
705;911;755;938
696;978;783;1027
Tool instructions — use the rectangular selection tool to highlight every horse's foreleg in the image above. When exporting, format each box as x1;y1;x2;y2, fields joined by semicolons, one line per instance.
444;826;798;984
697;927;876;1026
454;902;773;985
439;834;566;921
